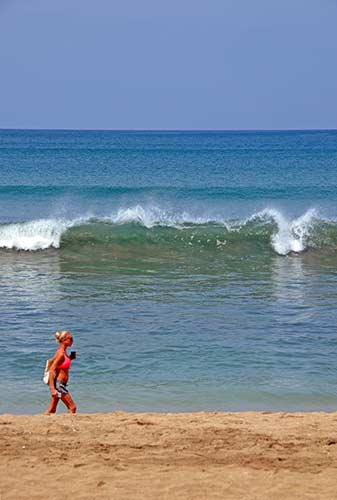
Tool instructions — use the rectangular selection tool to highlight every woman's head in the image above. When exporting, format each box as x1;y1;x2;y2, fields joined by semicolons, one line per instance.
55;330;73;345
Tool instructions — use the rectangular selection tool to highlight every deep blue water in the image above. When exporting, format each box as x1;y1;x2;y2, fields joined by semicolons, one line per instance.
1;129;337;414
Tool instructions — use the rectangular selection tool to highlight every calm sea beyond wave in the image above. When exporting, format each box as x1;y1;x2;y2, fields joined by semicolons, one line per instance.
1;129;337;414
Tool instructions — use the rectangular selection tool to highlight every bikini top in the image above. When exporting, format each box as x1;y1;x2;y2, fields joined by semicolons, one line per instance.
57;352;72;370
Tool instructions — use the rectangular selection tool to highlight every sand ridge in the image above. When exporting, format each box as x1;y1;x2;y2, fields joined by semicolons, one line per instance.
1;411;337;499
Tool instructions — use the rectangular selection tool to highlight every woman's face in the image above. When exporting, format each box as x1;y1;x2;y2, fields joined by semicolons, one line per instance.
63;333;73;347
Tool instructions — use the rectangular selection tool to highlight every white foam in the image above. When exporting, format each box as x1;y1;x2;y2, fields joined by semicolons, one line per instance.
110;206;160;228
0;219;72;251
245;208;317;255
107;205;224;228
108;206;202;228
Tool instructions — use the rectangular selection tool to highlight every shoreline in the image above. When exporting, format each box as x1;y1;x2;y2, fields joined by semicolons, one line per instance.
1;411;337;499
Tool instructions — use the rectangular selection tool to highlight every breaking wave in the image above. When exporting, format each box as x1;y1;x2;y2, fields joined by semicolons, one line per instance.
0;206;335;255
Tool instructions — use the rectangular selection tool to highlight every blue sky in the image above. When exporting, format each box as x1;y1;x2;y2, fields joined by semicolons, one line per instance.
1;0;336;130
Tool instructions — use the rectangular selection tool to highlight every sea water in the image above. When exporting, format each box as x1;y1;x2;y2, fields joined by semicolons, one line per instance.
1;129;337;414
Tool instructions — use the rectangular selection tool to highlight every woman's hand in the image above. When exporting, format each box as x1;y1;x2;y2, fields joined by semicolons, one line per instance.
51;388;59;397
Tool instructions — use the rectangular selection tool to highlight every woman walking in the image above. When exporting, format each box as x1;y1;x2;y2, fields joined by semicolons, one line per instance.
44;330;77;414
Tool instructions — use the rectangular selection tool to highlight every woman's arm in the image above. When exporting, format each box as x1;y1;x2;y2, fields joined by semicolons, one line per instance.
48;351;64;395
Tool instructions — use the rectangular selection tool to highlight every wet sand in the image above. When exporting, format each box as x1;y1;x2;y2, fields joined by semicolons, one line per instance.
1;411;337;499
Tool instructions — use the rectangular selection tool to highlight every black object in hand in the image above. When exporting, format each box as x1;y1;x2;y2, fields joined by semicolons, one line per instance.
70;351;77;360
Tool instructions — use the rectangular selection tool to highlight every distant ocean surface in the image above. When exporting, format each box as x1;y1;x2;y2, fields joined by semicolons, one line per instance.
1;129;337;414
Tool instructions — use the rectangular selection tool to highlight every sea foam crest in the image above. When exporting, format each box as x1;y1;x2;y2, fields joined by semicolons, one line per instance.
247;208;317;255
0;219;72;251
110;206;163;228
108;205;222;228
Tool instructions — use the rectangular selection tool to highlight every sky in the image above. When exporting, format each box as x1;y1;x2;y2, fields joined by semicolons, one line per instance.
0;0;337;130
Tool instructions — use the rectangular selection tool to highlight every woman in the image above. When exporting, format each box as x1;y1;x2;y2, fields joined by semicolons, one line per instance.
45;330;77;414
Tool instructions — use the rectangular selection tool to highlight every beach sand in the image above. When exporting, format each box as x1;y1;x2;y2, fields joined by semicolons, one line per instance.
1;411;337;499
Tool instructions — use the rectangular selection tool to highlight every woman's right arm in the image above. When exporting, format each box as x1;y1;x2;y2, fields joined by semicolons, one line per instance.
48;351;64;396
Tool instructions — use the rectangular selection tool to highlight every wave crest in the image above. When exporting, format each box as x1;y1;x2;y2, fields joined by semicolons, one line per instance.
0;219;72;251
0;207;331;255
245;208;318;255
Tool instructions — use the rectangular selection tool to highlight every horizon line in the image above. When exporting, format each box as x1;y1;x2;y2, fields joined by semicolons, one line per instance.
0;127;337;133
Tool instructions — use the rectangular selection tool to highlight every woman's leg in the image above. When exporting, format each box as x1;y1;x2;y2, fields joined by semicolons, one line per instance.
44;394;59;414
61;392;77;413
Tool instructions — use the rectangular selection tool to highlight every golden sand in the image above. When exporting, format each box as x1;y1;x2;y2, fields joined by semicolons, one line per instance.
1;411;337;499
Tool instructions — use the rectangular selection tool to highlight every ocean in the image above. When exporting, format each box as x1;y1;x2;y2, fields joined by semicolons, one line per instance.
1;129;337;414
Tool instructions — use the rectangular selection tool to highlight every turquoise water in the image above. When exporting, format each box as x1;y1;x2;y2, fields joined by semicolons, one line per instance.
1;129;337;414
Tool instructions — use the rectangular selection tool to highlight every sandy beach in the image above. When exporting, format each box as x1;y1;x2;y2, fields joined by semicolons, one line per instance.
1;411;337;499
